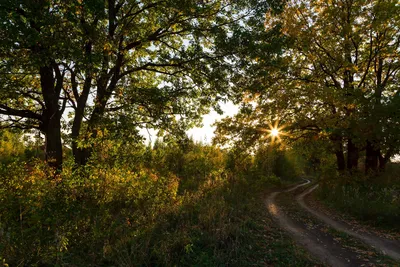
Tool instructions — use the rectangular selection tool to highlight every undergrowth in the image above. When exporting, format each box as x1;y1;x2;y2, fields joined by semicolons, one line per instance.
317;163;400;231
0;141;315;266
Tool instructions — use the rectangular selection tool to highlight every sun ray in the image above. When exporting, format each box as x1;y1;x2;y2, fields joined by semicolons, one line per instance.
259;121;288;144
258;120;288;144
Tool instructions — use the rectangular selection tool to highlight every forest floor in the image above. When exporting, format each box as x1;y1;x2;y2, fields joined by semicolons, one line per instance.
266;180;400;267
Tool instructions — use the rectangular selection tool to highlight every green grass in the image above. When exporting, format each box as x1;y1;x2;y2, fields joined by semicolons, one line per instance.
317;163;400;231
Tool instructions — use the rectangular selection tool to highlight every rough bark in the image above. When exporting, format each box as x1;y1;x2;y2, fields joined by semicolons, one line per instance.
39;65;63;170
365;140;379;174
347;138;359;171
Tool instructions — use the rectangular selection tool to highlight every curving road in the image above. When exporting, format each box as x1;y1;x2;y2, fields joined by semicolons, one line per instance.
297;184;400;261
266;180;400;266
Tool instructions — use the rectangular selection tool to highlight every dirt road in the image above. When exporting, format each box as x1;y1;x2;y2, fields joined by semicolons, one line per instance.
266;181;400;266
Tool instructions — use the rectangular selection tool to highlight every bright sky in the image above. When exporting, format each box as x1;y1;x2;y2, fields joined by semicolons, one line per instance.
61;100;237;145
140;101;238;144
187;101;238;143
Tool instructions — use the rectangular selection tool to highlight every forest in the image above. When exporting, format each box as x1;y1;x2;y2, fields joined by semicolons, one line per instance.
0;0;399;266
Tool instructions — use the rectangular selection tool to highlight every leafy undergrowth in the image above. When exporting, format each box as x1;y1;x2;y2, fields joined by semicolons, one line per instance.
317;163;400;233
0;158;316;266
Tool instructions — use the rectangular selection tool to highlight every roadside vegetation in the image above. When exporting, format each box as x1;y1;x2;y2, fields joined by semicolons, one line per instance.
0;130;317;266
317;163;400;231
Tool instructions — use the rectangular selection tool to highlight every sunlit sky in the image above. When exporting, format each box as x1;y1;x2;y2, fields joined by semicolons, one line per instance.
140;101;238;144
63;98;238;145
187;101;238;143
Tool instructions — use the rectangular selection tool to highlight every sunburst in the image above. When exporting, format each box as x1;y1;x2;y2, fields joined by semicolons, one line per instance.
261;121;287;143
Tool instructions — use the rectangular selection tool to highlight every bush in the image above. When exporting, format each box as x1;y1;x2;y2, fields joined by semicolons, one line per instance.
0;158;180;266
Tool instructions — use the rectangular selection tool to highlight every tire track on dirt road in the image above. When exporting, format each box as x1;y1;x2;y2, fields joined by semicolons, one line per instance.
266;180;349;267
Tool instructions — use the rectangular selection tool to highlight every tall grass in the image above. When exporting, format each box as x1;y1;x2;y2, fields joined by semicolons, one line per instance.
0;165;289;266
317;163;400;230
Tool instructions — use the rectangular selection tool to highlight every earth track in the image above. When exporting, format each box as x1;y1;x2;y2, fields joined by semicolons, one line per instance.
266;180;400;266
266;181;349;266
297;184;400;261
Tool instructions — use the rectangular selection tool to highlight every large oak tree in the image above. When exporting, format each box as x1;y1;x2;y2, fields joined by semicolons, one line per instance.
215;0;400;173
0;0;276;169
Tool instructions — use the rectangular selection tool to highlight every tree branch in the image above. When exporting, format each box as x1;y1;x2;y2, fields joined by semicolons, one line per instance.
0;104;42;120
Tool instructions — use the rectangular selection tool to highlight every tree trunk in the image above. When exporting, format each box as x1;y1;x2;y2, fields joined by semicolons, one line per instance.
40;65;63;170
68;41;93;166
378;149;393;172
347;138;359;171
366;58;385;174
78;64;120;165
43;115;63;170
335;150;346;172
71;100;86;165
365;141;379;174
334;139;345;172
76;91;109;165
74;39;123;165
71;121;89;166
331;137;345;172
71;75;92;166
378;153;387;172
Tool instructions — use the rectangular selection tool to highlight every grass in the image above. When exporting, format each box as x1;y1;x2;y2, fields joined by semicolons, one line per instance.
275;179;399;266
0;158;318;266
316;162;400;232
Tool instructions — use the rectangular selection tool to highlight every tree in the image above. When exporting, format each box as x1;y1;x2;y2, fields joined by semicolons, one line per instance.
65;0;231;164
66;0;282;166
0;1;78;169
216;0;400;174
1;0;276;169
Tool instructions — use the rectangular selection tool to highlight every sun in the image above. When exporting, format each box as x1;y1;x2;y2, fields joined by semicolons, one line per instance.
270;128;279;137
258;121;287;144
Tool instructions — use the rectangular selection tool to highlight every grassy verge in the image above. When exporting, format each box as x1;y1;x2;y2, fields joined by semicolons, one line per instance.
276;183;399;266
316;163;400;232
